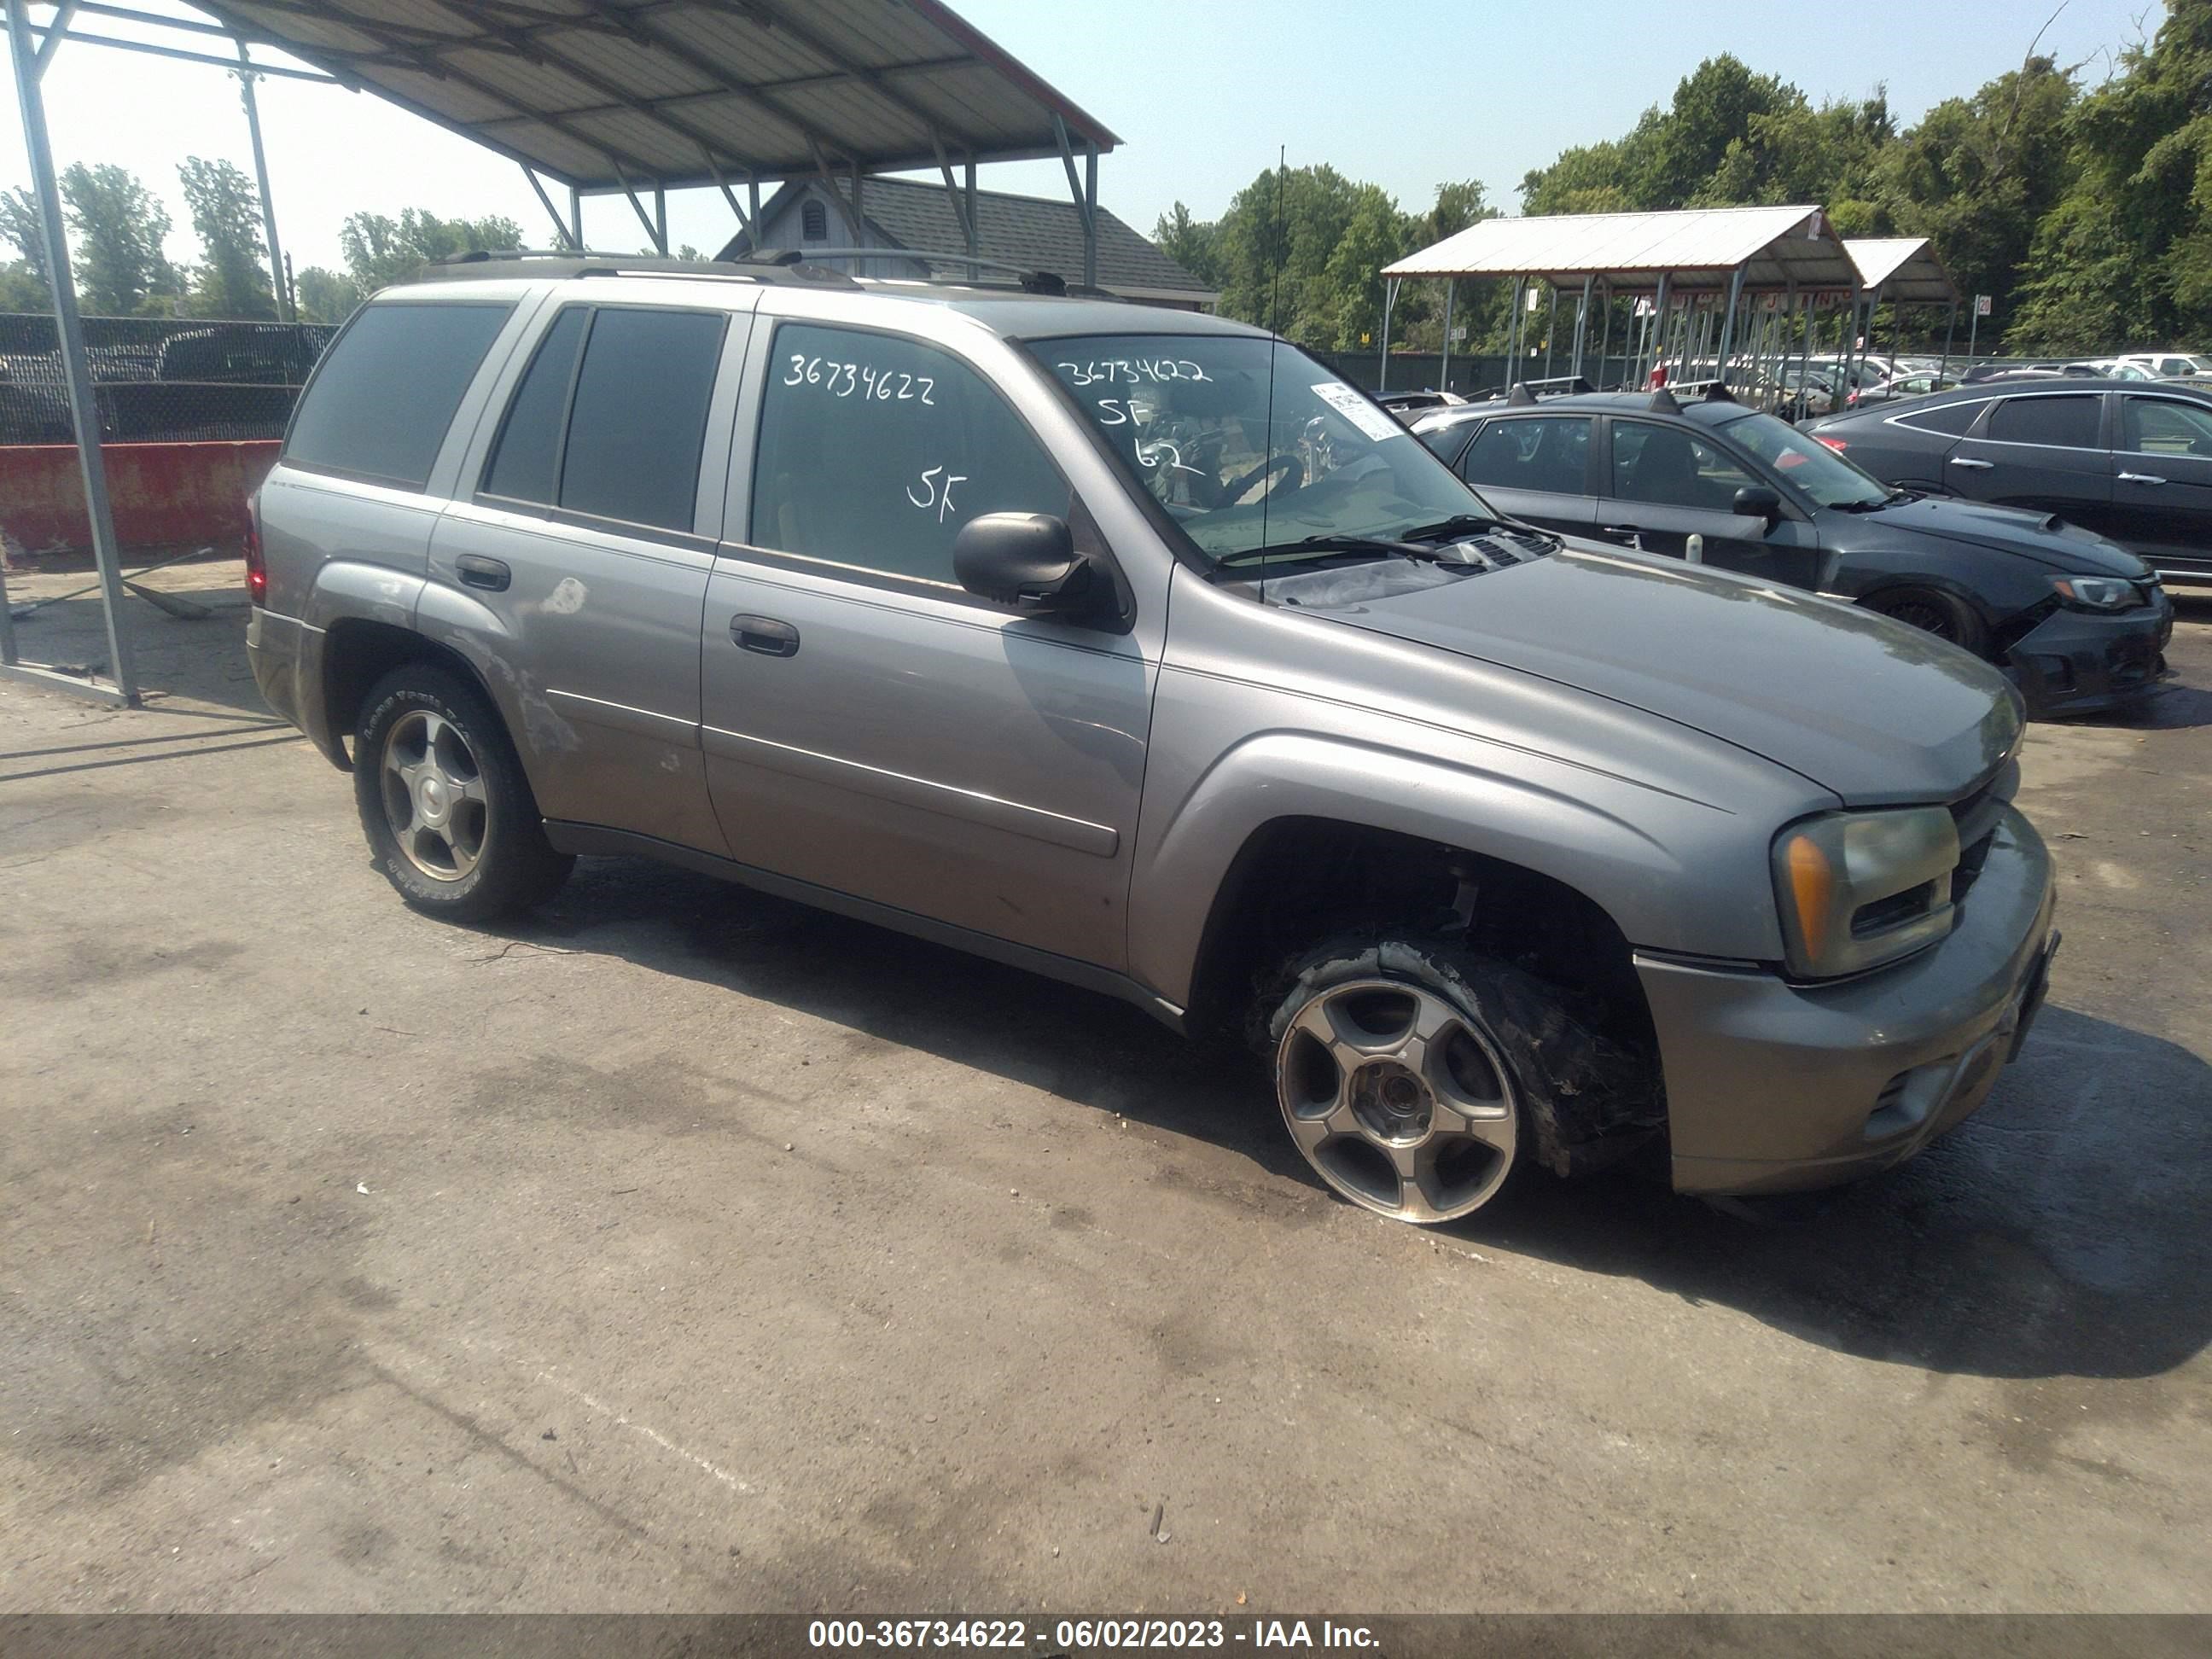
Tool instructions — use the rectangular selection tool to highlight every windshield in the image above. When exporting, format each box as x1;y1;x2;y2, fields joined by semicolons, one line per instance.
1027;335;1492;563
1723;411;1892;509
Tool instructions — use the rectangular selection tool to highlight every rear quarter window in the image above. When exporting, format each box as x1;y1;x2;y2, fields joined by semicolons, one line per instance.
1891;399;1985;437
284;301;512;489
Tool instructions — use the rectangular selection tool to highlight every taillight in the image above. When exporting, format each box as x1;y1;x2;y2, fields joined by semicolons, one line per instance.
1815;435;1848;453
244;498;267;606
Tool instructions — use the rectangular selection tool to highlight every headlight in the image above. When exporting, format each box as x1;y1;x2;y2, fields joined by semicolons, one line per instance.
1772;807;1959;979
2052;574;2139;611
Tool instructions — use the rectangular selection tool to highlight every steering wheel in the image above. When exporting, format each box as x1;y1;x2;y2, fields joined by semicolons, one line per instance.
1221;451;1304;507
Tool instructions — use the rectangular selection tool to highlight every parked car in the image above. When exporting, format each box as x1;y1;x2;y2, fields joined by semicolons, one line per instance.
1373;388;1466;423
1848;370;1964;407
1412;386;2171;714
2114;352;2212;379
1808;376;2212;591
248;253;2062;1225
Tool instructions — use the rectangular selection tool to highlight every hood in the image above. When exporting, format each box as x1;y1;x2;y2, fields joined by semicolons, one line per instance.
1856;495;2149;577
1315;545;2021;804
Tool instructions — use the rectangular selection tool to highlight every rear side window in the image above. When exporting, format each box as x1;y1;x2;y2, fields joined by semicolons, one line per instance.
1986;394;2099;449
1460;416;1591;495
285;302;510;488
1893;399;1983;437
480;306;725;533
748;323;1068;584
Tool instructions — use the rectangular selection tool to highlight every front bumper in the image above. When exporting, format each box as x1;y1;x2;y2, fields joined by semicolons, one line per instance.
1639;805;2057;1196
2005;592;2174;716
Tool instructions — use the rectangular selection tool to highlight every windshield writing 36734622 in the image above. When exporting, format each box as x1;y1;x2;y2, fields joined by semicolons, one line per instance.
1031;335;1492;563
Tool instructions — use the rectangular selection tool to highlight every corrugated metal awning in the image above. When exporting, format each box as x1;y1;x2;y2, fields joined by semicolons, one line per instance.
191;0;1121;191
1383;206;1861;293
1844;237;1960;306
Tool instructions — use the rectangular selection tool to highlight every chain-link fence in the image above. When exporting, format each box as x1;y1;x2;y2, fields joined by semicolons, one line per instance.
0;314;336;445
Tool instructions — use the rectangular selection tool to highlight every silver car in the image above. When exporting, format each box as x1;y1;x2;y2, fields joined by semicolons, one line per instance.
246;253;2058;1225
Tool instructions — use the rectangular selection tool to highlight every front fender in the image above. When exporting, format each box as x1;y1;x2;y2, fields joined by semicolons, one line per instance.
1127;731;1795;1010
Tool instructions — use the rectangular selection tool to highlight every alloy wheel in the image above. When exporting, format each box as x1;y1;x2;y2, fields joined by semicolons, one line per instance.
379;708;490;882
1276;977;1517;1223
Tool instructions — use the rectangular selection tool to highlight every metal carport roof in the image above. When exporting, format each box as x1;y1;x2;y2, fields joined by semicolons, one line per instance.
189;0;1121;189
1844;237;1960;306
1383;205;1860;293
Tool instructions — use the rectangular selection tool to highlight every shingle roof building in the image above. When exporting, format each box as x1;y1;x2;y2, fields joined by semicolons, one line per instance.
722;175;1218;309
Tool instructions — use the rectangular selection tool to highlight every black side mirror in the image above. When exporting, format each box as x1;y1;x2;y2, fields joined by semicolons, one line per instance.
1732;485;1784;528
952;512;1099;616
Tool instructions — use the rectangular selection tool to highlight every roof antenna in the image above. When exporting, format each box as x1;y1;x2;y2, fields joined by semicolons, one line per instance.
1260;146;1285;605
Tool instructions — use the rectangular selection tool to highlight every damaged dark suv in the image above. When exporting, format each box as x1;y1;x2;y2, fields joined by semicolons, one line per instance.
1415;387;2174;716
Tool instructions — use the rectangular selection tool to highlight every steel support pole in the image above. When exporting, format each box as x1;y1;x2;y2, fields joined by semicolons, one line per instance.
1438;279;1453;392
1377;276;1396;391
963;157;977;281
655;184;667;255
1543;283;1559;380
1939;298;1957;384
568;185;583;250
236;41;290;318
1718;266;1743;380
5;0;136;705
1967;300;1980;364
1083;143;1097;293
1649;273;1672;386
1570;274;1592;379
1505;276;1525;391
524;166;573;248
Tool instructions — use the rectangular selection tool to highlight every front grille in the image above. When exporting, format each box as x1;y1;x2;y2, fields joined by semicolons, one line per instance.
1947;758;2016;907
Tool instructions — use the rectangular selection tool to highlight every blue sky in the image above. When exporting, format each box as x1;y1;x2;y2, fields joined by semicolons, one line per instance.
0;0;2160;275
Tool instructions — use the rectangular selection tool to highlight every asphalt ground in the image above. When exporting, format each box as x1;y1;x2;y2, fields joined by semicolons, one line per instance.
2;559;2207;1615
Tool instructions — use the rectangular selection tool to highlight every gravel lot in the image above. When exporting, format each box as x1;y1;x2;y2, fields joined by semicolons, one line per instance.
3;560;2208;1614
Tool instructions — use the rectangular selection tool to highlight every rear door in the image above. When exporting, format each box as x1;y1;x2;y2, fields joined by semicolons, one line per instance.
1945;390;2116;533
1598;416;1822;588
2110;392;2212;581
1452;413;1598;536
427;300;748;855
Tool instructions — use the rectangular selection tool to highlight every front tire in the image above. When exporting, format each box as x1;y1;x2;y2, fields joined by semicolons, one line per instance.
1865;585;1990;656
352;663;573;922
1265;937;1534;1224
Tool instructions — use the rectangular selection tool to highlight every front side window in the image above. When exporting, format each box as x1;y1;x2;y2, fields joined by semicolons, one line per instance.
1987;394;2099;449
1459;416;1592;496
1725;411;1891;509
1609;419;1755;511
2121;397;2212;457
286;301;511;488
480;305;725;533
1029;335;1487;562
748;323;1069;584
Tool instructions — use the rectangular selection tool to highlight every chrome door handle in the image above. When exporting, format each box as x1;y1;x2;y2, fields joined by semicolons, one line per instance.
730;614;800;657
2117;471;2168;485
454;554;510;591
1948;457;1994;470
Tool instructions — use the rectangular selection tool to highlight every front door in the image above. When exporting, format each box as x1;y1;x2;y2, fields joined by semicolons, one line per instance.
2110;393;2212;584
700;320;1153;971
1598;417;1823;589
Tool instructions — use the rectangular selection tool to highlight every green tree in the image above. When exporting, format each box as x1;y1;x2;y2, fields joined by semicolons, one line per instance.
0;261;47;311
339;207;525;291
1;186;49;288
2011;0;2212;349
1152;201;1221;286
178;156;275;317
292;265;362;323
60;162;178;315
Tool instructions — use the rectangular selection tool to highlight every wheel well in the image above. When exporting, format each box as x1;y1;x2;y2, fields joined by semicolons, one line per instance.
1185;817;1657;1066
320;620;494;771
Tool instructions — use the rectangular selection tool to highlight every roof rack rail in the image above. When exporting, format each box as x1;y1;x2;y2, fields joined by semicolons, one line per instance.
737;245;1109;297
412;248;860;288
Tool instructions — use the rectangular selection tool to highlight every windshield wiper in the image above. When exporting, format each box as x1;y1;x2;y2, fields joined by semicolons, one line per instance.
1214;534;1429;570
1397;513;1509;540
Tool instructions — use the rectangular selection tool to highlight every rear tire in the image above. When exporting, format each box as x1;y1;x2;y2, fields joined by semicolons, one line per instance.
1865;585;1990;656
352;663;573;922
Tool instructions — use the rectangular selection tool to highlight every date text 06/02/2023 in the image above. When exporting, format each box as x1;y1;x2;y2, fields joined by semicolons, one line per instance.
806;1617;1382;1650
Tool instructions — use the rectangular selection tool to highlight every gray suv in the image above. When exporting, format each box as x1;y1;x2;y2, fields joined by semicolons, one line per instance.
247;253;2059;1225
